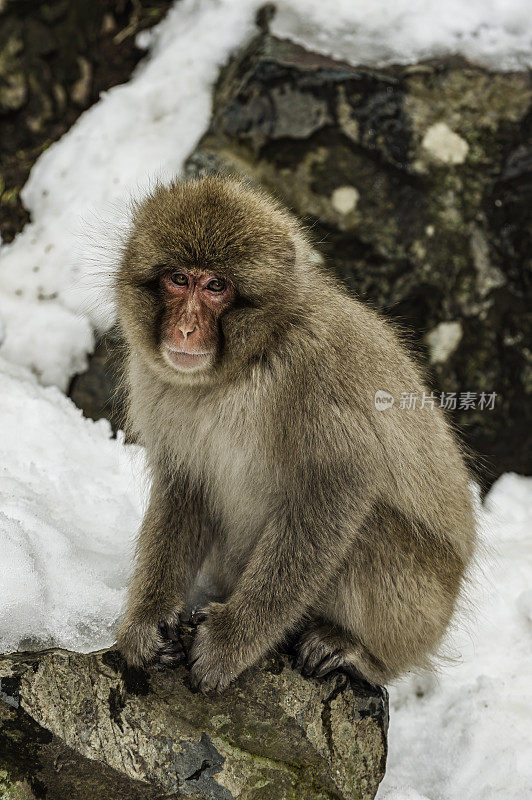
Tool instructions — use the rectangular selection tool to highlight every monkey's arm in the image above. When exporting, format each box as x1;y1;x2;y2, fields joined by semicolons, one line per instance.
117;468;210;668
190;466;372;692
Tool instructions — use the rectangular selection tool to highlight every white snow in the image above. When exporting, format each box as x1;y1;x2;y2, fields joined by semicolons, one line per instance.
378;473;532;800
271;0;532;73
0;293;93;391
0;357;146;653
0;0;531;797
1;0;531;388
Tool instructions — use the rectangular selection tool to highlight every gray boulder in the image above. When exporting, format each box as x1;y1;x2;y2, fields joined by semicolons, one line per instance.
0;643;388;800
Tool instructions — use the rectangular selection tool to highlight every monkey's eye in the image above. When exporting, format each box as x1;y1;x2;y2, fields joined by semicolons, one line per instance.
168;271;188;286
205;278;226;293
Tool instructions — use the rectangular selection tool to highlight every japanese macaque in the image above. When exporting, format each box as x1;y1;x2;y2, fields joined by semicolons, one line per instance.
115;175;476;693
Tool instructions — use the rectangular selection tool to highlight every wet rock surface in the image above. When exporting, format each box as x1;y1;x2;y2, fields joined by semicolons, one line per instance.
183;33;532;488
0;642;388;800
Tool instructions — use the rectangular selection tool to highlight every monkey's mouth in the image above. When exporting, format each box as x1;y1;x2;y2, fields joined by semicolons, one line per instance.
163;345;213;372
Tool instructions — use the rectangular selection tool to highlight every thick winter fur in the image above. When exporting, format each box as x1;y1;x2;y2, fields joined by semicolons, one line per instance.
115;175;476;692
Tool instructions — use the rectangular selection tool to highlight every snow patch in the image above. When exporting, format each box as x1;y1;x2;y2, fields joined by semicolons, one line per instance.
0;293;93;390
0;359;146;653
422;122;469;165
425;321;463;364
331;186;360;215
272;0;532;72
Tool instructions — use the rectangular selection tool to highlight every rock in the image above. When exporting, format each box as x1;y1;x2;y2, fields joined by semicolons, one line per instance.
183;32;532;488
0;0;173;243
0;642;388;800
68;327;125;430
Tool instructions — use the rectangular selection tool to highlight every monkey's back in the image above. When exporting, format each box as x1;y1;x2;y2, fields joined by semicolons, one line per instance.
269;280;476;566
268;286;477;677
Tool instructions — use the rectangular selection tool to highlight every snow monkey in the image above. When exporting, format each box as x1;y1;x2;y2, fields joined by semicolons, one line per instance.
116;175;476;693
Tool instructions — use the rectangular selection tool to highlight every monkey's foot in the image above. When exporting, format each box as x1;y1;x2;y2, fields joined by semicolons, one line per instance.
294;622;381;686
117;615;185;669
157;619;186;667
188;606;208;626
188;602;246;694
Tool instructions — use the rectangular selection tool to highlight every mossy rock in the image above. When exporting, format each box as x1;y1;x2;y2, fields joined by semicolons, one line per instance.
0;643;388;800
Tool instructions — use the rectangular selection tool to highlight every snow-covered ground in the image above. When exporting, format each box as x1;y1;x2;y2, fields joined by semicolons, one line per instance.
0;357;146;654
380;473;532;800
0;1;531;798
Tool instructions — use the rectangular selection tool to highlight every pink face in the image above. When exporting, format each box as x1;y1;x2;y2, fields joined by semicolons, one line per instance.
160;268;234;373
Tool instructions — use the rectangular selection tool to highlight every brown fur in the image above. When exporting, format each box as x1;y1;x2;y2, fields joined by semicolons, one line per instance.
115;175;476;692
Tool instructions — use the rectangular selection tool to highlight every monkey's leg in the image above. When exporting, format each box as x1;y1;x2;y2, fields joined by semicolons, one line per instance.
294;620;386;685
313;505;464;684
189;483;373;693
117;468;212;669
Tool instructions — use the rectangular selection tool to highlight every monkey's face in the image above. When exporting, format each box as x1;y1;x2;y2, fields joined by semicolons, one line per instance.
159;267;234;374
117;177;304;384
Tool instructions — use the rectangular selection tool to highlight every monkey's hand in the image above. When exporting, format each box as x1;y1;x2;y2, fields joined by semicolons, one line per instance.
189;603;247;693
117;613;185;669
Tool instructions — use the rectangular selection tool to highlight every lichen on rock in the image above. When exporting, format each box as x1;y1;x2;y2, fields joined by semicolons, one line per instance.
0;644;388;800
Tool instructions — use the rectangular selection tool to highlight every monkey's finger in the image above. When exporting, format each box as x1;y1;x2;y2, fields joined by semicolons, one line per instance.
198;672;226;695
159;652;185;665
188;654;200;670
298;644;330;676
159;637;185;654
189;657;216;690
341;664;377;692
293;649;310;672
313;653;343;678
159;618;183;643
158;641;185;667
190;666;210;692
166;624;183;642
189;609;208;627
159;653;185;667
159;640;185;657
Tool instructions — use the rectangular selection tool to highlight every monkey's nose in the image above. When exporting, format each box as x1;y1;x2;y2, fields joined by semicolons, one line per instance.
178;321;198;339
